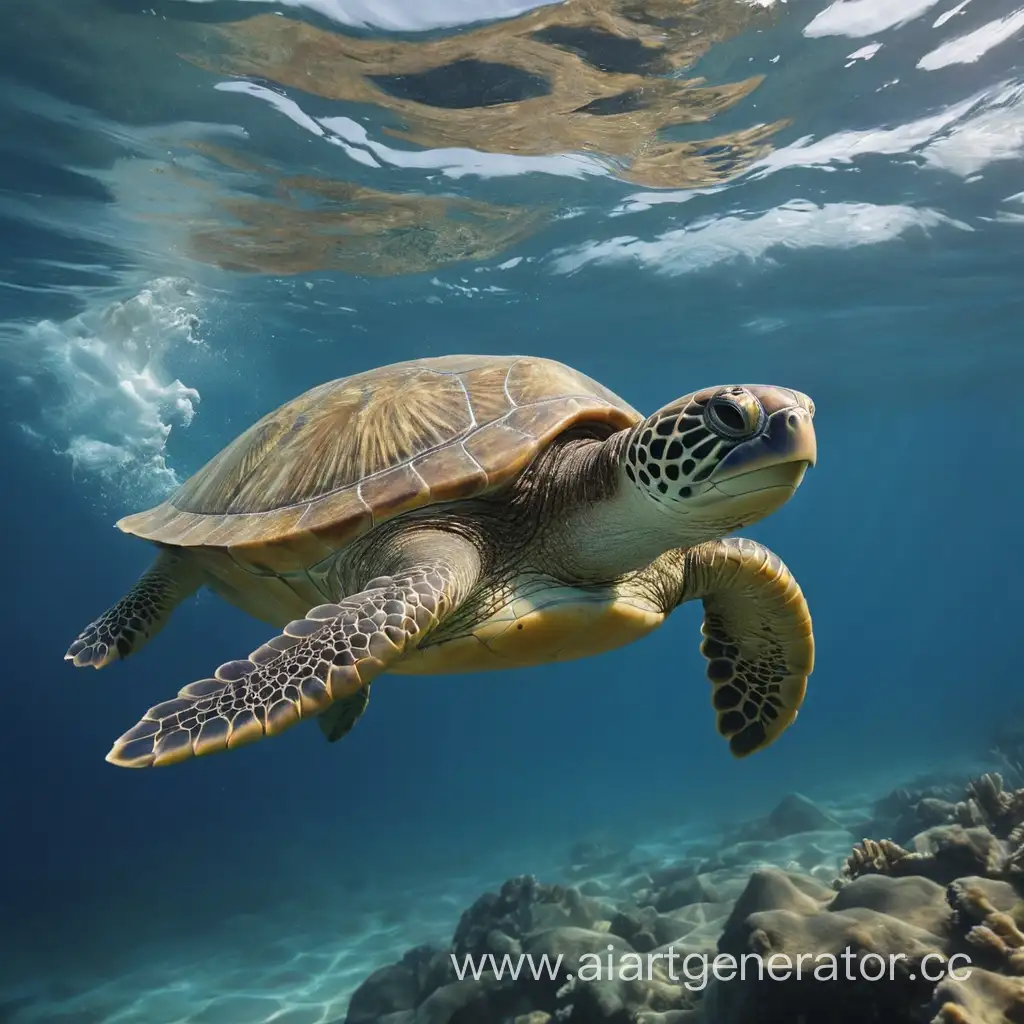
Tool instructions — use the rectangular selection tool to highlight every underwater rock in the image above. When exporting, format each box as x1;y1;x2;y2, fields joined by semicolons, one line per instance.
920;798;961;829
698;776;1024;1024
655;875;721;913
720;793;846;847
843;826;1008;885
345;968;416;1024
928;968;1024;1024
345;945;453;1024
831;874;953;936
650;863;699;889
608;905;660;945
715;867;832;955
706;868;962;1023
524;926;635;981
946;877;1024;976
766;793;844;838
865;785;963;845
841;777;1024;890
648;913;729;965
344;774;1024;1024
703;879;945;1022
452;876;600;959
697;828;848;880
657;902;733;941
526;926;692;1021
609;901;731;955
697;840;775;874
414;975;524;1024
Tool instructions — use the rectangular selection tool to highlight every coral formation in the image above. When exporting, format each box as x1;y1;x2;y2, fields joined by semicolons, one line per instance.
341;779;1024;1023
844;774;1024;886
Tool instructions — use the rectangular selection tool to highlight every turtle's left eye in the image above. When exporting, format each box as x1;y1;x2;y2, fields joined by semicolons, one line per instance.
705;389;763;441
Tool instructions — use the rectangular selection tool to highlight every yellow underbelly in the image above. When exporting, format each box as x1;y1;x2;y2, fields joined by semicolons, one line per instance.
193;553;665;676
392;589;665;676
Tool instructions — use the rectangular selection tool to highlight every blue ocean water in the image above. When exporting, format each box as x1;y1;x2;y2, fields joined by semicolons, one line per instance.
2;0;1023;1020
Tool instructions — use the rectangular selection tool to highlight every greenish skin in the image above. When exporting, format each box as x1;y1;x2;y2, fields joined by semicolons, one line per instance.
67;365;817;771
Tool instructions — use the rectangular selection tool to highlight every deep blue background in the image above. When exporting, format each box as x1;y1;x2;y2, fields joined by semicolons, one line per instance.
1;0;1023;1011
5;270;1020;975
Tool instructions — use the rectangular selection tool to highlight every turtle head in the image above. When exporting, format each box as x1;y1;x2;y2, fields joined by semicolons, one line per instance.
623;385;816;544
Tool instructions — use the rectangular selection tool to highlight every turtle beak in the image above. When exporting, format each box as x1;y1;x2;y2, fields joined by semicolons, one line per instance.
711;392;817;494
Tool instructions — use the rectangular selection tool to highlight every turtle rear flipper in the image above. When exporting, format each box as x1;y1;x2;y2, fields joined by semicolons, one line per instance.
317;685;371;742
65;550;203;669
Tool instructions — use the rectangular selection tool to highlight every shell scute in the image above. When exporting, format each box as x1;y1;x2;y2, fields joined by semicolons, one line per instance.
116;355;641;564
462;422;536;476
357;463;432;523
412;444;490;503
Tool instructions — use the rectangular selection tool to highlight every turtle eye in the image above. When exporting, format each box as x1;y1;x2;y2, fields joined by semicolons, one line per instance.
705;389;763;441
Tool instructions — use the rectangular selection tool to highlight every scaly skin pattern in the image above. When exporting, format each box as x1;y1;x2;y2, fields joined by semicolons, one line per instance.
678;537;813;758
106;564;460;768
64;551;202;669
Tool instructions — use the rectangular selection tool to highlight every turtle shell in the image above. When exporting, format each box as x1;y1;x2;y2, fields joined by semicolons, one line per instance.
118;354;642;573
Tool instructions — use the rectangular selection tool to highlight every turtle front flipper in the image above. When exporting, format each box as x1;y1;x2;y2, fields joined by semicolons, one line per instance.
65;550;203;670
680;537;814;758
105;560;467;768
317;685;371;742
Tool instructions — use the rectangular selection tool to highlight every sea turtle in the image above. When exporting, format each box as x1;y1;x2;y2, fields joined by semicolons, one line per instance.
66;354;817;769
